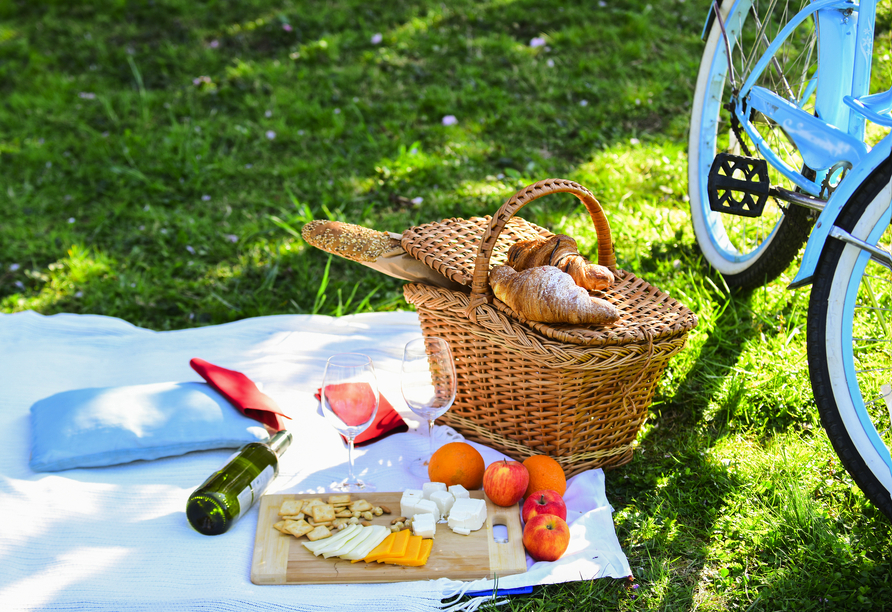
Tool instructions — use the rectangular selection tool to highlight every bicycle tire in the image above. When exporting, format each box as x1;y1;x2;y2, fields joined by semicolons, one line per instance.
689;0;817;290
808;156;892;521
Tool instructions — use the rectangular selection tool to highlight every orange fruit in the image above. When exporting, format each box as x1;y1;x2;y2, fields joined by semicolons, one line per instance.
428;442;485;490
522;455;567;498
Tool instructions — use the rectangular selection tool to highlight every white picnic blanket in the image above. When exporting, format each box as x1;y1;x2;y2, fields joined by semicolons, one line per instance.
0;310;631;611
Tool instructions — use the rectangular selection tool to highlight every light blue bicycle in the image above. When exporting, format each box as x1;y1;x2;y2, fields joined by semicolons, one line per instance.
689;0;892;519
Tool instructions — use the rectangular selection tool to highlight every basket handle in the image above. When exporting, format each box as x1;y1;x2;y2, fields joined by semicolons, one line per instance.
466;178;616;321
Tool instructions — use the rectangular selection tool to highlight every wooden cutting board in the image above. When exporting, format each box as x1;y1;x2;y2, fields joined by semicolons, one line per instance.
251;491;527;584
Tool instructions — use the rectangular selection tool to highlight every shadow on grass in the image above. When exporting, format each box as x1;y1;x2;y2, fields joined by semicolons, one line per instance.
599;245;763;607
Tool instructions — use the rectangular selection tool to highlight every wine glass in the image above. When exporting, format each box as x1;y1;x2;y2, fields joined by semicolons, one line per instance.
400;337;457;475
320;353;380;492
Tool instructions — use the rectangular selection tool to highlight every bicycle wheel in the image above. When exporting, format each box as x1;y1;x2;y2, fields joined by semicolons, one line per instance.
689;0;816;290
808;157;892;521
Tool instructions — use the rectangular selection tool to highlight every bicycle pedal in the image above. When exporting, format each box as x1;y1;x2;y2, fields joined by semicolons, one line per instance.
707;153;769;218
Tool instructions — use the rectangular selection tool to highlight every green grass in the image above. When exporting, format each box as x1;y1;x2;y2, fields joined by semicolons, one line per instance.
3;0;892;609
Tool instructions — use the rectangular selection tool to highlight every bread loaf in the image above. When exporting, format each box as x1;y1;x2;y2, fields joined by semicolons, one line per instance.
301;220;401;262
507;234;614;291
489;265;619;325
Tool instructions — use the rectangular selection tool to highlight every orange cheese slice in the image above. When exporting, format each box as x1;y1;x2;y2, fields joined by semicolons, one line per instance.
387;536;433;567
363;530;405;563
399;538;433;567
370;528;410;563
382;534;422;565
360;532;395;563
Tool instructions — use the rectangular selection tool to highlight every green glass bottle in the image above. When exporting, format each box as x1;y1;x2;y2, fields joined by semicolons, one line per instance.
186;430;292;535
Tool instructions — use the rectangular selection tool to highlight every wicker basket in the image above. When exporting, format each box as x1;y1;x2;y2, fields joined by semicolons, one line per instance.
400;178;698;477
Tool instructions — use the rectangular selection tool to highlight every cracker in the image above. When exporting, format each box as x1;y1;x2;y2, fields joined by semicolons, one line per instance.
305;525;332;541
278;499;306;516
283;519;314;537
328;494;351;505
349;500;373;513
273;520;287;533
302;498;325;511
335;509;353;518
280;512;305;521
311;503;336;523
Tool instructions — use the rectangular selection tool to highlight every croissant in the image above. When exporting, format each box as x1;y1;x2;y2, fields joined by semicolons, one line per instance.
506;234;614;291
489;265;619;326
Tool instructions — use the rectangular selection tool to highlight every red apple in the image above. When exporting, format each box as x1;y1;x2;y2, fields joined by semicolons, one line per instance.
522;489;567;523
482;459;529;507
522;513;570;562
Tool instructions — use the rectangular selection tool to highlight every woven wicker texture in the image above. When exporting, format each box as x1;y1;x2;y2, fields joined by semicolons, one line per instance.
401;178;698;474
402;179;697;346
402;215;554;287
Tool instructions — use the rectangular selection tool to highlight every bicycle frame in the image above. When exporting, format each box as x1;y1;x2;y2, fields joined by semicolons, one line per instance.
791;130;892;287
723;0;873;195
704;0;889;287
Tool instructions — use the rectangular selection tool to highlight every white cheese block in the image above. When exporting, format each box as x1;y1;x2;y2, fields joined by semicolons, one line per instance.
430;490;455;518
448;484;470;499
414;498;440;522
412;513;436;538
422;481;447;499
400;489;424;517
447;497;487;533
451;526;471;536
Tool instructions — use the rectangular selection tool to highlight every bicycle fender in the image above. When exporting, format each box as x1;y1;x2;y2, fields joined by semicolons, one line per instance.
789;136;892;289
701;0;726;40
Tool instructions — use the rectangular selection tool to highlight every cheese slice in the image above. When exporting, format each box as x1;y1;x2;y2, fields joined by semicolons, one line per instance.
361;532;395;563
368;528;410;563
323;525;373;558
399;538;433;567
381;534;422;565
302;524;360;555
343;525;389;561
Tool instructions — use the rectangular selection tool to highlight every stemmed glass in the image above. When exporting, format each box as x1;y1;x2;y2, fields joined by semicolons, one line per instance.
320;353;380;492
400;337;457;476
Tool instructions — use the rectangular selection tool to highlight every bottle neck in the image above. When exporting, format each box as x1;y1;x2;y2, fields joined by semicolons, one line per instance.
267;430;292;457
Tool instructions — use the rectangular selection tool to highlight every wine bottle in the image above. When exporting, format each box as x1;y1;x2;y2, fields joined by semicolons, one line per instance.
186;430;292;535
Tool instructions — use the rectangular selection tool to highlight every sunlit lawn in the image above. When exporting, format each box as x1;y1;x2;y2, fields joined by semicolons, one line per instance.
3;1;892;609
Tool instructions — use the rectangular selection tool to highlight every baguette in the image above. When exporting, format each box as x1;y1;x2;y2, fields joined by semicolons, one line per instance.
506;234;614;291
489;265;619;326
300;219;466;291
301;220;401;262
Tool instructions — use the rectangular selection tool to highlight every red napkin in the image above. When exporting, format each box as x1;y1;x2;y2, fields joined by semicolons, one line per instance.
190;358;291;431
314;385;408;446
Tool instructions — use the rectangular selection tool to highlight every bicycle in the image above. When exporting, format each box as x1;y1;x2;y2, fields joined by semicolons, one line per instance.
688;0;892;519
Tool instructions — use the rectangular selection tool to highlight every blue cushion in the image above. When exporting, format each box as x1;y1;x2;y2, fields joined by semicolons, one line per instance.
29;382;270;472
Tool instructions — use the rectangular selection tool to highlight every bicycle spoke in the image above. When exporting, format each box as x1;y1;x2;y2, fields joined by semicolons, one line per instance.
752;10;796;101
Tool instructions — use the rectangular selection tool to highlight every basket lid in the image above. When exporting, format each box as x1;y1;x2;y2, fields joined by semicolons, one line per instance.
400;178;698;346
400;215;554;287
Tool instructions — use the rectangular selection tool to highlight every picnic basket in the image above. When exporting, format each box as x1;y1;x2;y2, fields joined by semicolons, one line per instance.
401;178;698;477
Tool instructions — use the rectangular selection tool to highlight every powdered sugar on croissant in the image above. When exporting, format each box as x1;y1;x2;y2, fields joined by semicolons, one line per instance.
489;265;619;326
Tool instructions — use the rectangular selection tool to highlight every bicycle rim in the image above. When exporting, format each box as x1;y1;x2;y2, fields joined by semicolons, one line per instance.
808;161;892;520
689;0;816;283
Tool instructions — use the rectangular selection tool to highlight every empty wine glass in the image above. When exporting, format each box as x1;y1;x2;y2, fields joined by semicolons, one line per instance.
320;353;380;492
400;337;457;475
